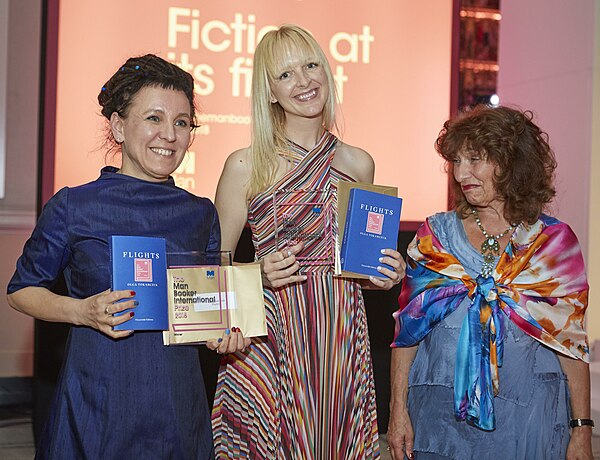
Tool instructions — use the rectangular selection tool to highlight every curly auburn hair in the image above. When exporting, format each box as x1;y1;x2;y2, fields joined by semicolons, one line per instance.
435;105;557;225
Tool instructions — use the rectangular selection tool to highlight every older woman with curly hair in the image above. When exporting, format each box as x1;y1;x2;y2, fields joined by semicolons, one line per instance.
387;105;592;460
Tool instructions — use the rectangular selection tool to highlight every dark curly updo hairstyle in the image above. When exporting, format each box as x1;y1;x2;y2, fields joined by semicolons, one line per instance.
435;105;557;225
98;54;196;149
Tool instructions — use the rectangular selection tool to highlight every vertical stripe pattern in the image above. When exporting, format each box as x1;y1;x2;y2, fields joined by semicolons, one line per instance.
212;131;380;459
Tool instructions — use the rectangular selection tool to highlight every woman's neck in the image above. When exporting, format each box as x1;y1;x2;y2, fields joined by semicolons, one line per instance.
284;115;325;151
471;203;510;234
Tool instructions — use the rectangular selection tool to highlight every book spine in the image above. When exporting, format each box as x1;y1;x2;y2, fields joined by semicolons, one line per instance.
340;188;355;266
109;237;116;293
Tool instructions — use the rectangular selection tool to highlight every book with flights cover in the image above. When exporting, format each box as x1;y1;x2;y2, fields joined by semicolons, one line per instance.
339;188;403;278
110;235;168;330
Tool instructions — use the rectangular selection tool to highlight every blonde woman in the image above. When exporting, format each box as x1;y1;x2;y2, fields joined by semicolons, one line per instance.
211;25;405;459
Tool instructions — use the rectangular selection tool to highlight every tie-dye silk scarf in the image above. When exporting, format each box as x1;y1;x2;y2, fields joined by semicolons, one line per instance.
392;213;588;431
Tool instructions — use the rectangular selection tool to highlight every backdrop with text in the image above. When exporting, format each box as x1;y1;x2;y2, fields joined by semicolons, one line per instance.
53;0;452;222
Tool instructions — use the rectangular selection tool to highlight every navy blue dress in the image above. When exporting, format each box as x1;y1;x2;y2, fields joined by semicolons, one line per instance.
8;167;219;459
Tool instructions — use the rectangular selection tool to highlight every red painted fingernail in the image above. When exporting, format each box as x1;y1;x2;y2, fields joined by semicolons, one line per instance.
129;312;135;317
130;291;136;296
231;327;238;332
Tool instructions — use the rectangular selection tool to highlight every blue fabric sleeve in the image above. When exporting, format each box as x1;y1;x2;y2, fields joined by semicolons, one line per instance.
7;188;72;293
207;202;221;253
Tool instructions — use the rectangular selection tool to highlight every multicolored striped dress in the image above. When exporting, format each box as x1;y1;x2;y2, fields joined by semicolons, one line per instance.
212;131;380;459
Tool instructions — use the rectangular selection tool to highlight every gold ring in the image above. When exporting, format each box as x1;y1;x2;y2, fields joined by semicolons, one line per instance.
105;306;110;315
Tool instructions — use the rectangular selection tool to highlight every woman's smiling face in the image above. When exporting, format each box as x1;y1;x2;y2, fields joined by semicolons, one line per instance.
269;47;329;122
111;86;192;182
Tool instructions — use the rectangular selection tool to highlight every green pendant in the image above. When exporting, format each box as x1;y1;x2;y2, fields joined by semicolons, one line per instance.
483;252;496;265
481;237;499;254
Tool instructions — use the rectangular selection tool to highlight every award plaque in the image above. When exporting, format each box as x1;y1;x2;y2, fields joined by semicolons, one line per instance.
273;189;335;271
163;251;266;345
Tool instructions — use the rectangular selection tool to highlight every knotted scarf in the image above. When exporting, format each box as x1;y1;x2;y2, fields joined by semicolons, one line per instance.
392;213;588;431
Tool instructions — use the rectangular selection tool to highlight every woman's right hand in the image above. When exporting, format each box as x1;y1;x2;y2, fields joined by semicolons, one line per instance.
206;327;251;354
387;407;415;460
261;241;307;288
79;289;138;339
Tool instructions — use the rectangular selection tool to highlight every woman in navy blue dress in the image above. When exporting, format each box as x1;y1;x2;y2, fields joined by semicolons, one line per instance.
7;54;248;459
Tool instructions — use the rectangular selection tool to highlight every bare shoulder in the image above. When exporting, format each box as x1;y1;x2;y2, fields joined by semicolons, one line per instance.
333;141;375;183
216;147;252;200
222;147;252;178
215;147;253;251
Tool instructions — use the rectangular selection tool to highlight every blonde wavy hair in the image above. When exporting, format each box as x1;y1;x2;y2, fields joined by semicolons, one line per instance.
248;24;338;198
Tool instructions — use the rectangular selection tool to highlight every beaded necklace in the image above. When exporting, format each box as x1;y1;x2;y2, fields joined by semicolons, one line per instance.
471;207;515;277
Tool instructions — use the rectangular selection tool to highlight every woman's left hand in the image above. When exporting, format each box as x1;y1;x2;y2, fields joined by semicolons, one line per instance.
366;249;406;290
566;427;593;460
206;327;251;354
